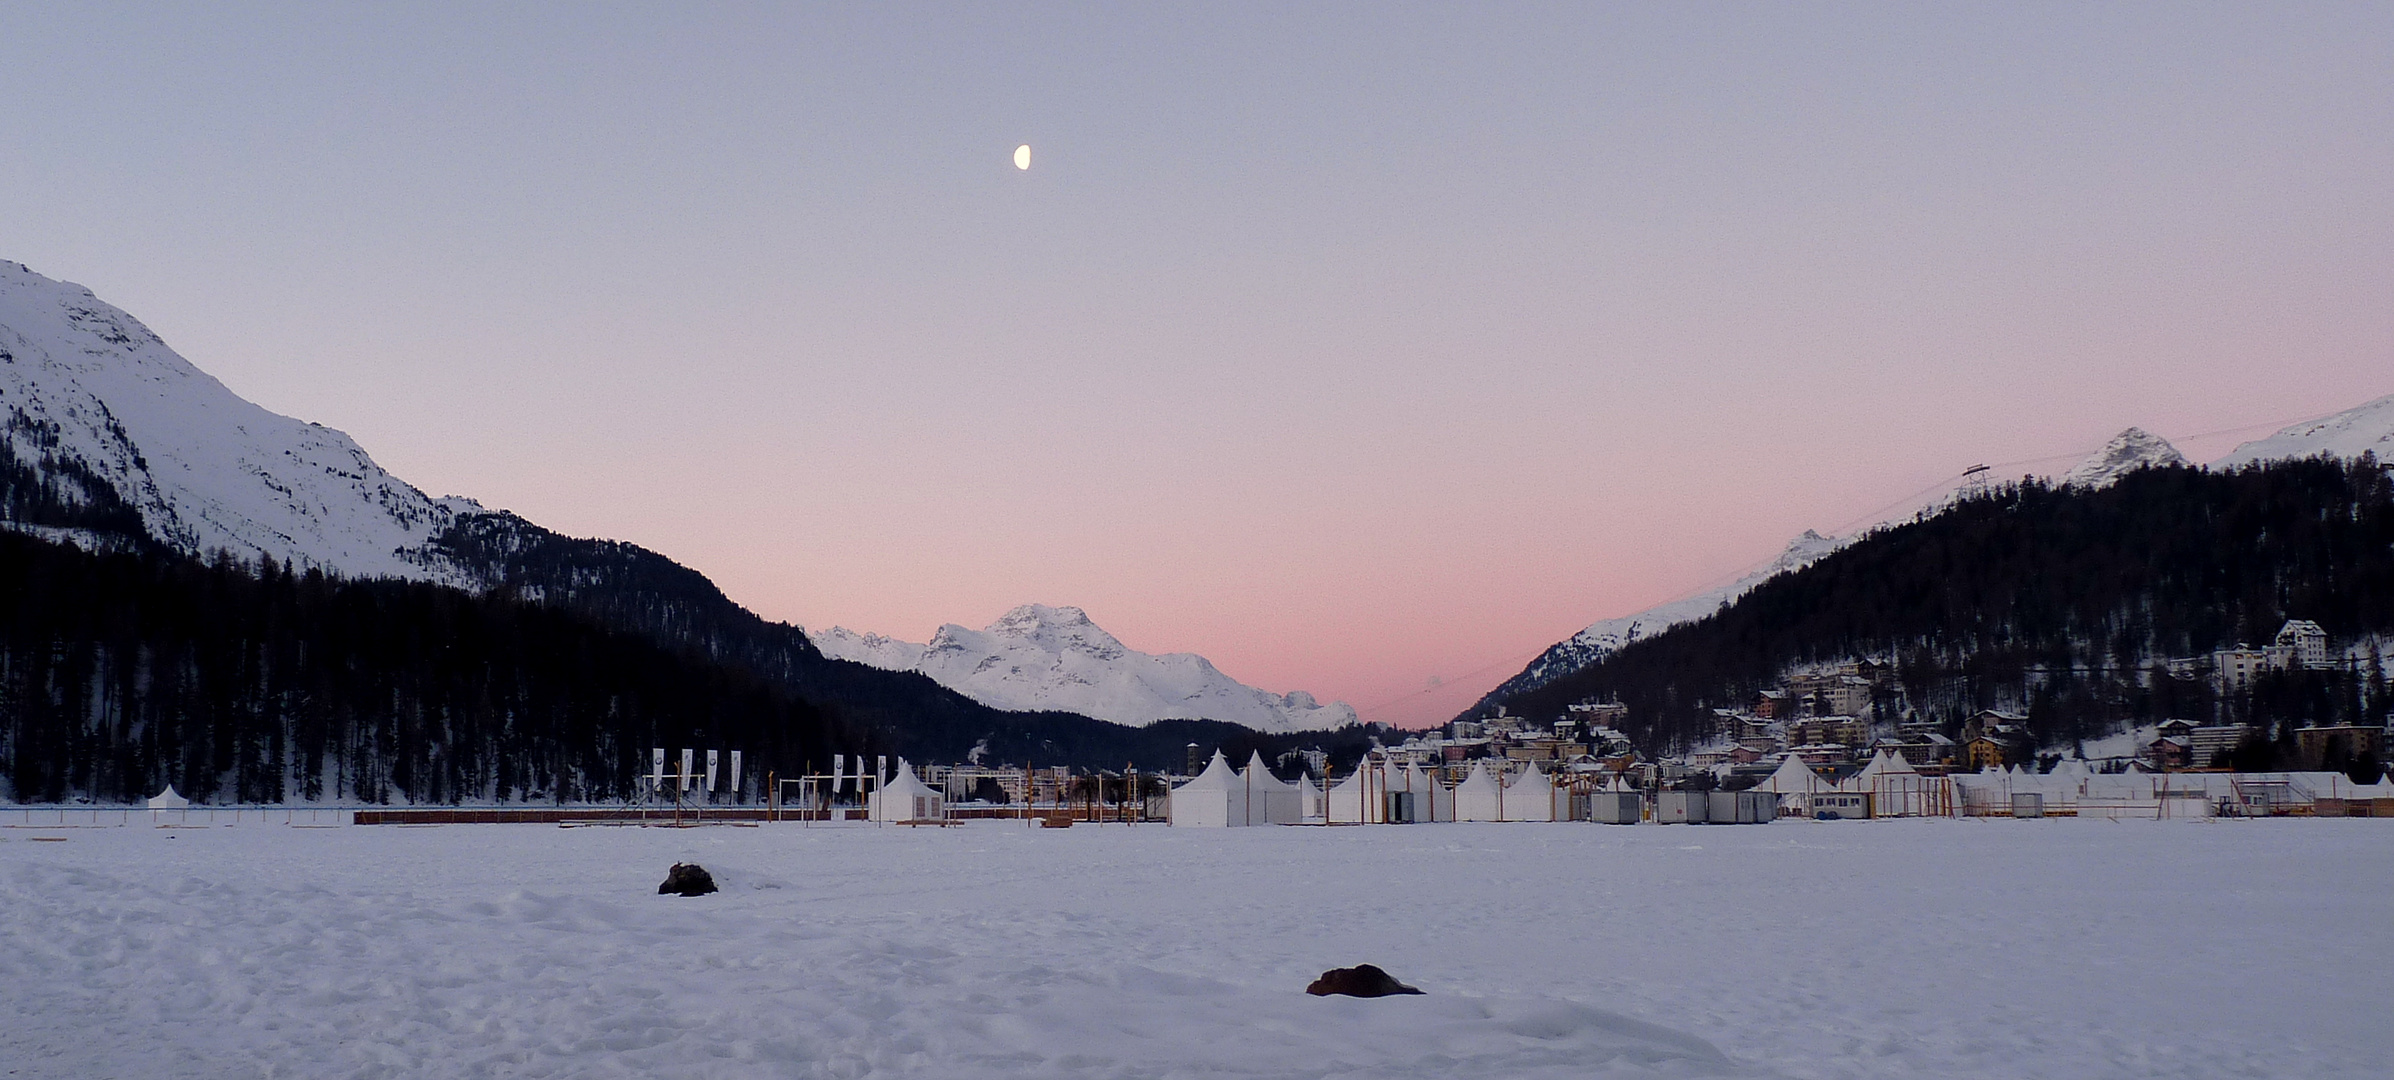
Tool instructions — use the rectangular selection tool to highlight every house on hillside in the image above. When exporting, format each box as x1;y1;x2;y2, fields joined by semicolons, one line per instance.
2275;620;2330;670
1964;735;2009;771
2214;620;2337;693
1788;716;1868;749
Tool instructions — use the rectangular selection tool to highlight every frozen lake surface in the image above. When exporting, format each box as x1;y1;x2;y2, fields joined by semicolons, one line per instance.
3;817;2389;1079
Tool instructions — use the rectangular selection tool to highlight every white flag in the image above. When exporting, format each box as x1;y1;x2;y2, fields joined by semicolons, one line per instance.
729;751;742;795
680;749;695;791
834;754;846;793
651;748;665;785
705;750;719;793
876;755;888;787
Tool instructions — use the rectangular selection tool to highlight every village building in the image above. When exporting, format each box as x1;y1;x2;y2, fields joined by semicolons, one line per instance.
2275;619;2330;670
1786;715;1869;749
2295;725;2385;771
2187;724;2260;767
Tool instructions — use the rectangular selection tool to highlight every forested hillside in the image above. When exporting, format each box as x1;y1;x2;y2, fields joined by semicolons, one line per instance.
0;531;860;805
1490;458;2394;752
0;530;1372;804
423;514;1377;770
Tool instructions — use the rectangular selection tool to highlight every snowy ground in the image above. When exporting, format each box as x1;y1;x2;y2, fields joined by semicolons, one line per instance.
3;818;2389;1079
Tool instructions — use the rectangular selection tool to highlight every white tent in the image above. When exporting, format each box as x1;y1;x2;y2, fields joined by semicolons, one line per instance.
1237;752;1304;825
1502;763;1557;821
1324;765;1380;824
1454;761;1506;821
868;759;945;823
1405;764;1454;822
1755;754;1827;815
146;785;189;811
1170;751;1244;827
1297;773;1325;822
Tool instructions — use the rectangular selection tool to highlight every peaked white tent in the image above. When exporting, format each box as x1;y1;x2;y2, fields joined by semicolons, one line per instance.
1454;761;1506;822
1502;763;1557;821
1324;765;1380;823
1170;751;1244;827
868;759;945;822
1238;752;1304;825
146;785;189;811
1755;754;1828;815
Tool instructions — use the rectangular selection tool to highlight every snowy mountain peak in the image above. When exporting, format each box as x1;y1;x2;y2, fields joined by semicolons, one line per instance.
977;603;1130;660
0;259;484;580
2062;427;2187;488
1477;526;1854;710
2212;393;2394;469
1771;529;1843;570
812;606;1356;733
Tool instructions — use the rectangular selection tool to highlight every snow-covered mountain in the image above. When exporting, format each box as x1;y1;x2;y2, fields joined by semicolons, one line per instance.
1477;529;1849;707
811;604;1358;733
1481;424;2200;709
2211;393;2394;469
0;260;483;580
2061;427;2186;488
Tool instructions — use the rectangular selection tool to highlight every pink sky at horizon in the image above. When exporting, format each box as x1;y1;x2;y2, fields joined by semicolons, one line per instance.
4;5;2389;728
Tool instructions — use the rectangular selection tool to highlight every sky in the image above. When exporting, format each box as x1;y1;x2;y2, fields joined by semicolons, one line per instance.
2;3;2390;727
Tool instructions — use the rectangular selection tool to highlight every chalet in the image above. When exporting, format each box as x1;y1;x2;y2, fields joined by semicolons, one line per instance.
2141;736;2192;771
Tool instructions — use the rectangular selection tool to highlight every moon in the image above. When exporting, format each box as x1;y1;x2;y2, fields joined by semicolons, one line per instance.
1013;144;1031;170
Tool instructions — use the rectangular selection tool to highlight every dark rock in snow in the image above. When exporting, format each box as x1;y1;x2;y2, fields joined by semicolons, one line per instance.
658;863;717;896
1305;964;1423;998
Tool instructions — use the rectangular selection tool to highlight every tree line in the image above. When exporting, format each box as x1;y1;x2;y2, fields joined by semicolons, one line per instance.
0;532;851;804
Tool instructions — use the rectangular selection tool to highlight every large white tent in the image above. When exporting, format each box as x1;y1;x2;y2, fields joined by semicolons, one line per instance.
1169;751;1244;827
1323;766;1379;823
1454;761;1506;822
146;785;189;814
1502;763;1557;821
868;759;945;823
1238;752;1305;825
1755;754;1828;815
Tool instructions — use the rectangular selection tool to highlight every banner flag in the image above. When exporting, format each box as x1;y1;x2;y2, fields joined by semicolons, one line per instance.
651;748;665;786
876;755;888;787
705;750;719;793
729;751;742;796
680;749;695;791
834;754;846;793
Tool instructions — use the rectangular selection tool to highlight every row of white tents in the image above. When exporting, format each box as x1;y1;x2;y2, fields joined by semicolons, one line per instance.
1169;751;1631;826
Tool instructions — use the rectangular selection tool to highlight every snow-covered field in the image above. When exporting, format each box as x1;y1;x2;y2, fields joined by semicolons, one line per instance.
4;818;2389;1079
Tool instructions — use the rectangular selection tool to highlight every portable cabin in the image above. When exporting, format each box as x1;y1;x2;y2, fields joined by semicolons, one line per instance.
1655;790;1706;824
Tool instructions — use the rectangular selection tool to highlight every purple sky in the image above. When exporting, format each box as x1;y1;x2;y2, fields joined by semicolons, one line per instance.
4;4;2389;726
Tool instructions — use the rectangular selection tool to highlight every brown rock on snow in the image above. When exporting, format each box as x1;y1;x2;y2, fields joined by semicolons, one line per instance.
1305;964;1423;998
658;862;718;896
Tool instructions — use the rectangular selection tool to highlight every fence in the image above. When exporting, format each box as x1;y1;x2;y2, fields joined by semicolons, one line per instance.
0;805;355;828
